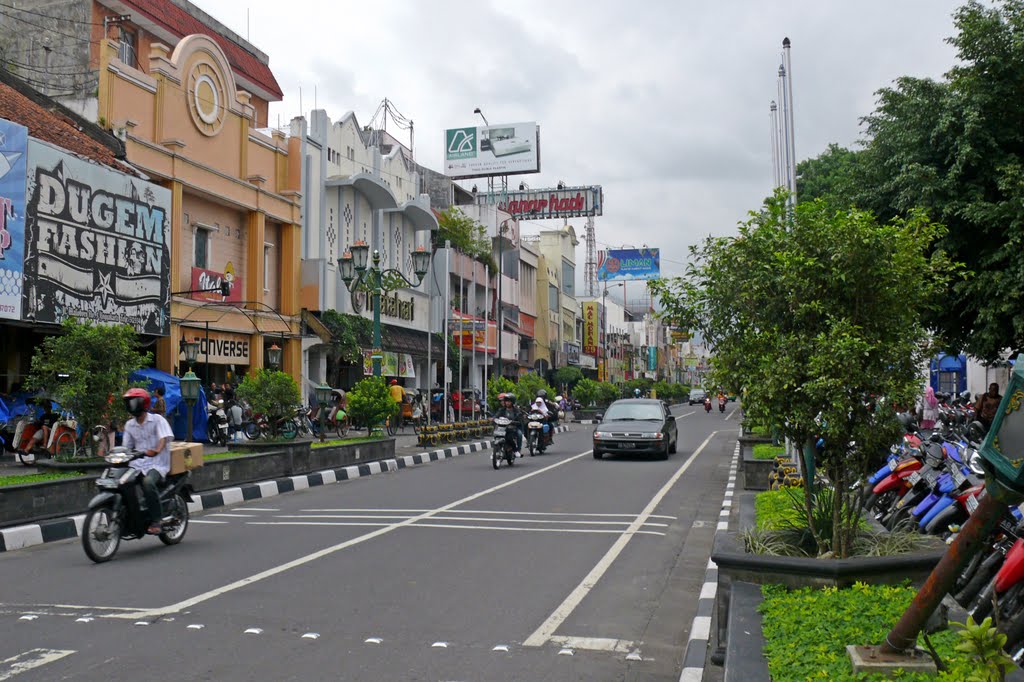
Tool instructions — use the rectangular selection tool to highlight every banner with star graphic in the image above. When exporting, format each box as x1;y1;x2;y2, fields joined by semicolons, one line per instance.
22;140;171;335
0;118;27;321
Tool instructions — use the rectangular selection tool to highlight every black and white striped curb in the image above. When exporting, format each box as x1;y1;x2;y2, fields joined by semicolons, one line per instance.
0;426;572;554
678;441;739;682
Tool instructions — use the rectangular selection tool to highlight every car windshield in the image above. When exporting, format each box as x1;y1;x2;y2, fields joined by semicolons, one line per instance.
604;403;664;421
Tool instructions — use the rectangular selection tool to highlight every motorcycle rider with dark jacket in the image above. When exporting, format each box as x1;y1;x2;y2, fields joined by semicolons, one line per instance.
494;393;524;458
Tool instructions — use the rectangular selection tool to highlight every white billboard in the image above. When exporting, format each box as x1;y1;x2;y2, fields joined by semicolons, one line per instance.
444;122;540;179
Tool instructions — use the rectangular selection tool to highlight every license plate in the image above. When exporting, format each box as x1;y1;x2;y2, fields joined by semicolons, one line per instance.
952;469;966;487
888;459;898;471
966;495;979;514
925;472;938;487
908;471;922;486
618;443;635;449
493;428;506;437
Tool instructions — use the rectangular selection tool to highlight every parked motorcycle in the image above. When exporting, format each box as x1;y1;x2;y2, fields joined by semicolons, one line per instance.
207;400;230;446
491;416;517;469
80;448;193;563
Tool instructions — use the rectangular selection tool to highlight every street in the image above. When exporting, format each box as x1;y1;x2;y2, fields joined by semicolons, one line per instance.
0;404;739;681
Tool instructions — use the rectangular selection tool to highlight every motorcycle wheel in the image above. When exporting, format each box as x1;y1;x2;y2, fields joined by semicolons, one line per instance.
335;419;350;438
1002;604;1024;652
243;421;261;440
956;550;1004;607
924;505;961;536
885;505;915;532
528;434;536;456
280;419;298;440
971;577;998;622
506;449;515;467
159;494;190;546
492;451;500;470
207;421;222;446
81;506;121;563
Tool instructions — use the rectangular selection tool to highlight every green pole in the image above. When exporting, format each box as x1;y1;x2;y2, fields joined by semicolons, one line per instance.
802;437;816;493
372;268;382;378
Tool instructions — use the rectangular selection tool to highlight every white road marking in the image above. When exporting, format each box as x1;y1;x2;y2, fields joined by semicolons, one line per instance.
190;520;229;525
549;636;634;652
364;637;383;644
523;431;719;648
17;616;36;621
187;624;204;630
275;514;668;527
558;648;574;656
431;642;449;648
74;618;93;623
108;451;592;619
207;513;258;518
690;616;712;641
725;408;737;421
299;508;676;519
408;523;666;537
238;508;278;512
492;645;510;652
0;649;75;680
301;633;320;640
626;650;643;661
679;668;703;682
699;583;717;600
244;628;262;635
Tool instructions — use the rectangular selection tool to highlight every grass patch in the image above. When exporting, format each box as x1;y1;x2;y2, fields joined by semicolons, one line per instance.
755;489;806;530
0;471;88;487
759;582;971;680
753;443;786;460
311;437;380;449
204;450;256;460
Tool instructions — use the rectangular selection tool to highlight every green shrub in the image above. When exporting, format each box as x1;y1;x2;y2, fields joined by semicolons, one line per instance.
759;582;972;681
487;376;516;412
755;489;806;531
236;369;301;436
514;373;552;408
753;444;786;460
572;379;600;408
347;376;398;433
596;381;619;406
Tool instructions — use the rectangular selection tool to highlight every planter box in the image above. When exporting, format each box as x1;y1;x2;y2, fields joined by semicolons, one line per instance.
737;434;772;475
0;439;396;529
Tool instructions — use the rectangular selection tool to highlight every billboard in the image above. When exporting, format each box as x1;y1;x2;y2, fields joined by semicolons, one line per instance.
23;140;172;335
444;122;540;179
598;248;661;281
0;118;27;320
190;266;242;303
647;346;658;371
582;301;600;355
480;185;602;219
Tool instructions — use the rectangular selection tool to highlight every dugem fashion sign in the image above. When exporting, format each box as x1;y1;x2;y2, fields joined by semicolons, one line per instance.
598;248;661;282
479;185;602;220
23;140;171;335
444;122;540;179
0;118;27;320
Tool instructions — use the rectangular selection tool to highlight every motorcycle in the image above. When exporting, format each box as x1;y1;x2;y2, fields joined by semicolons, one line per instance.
207;400;230;446
80;448;193;563
491;416;517;469
704;398;712;414
525;410;551;456
718;396;727;413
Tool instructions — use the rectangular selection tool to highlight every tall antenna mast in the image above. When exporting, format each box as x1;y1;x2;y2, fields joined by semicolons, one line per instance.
584;216;597;297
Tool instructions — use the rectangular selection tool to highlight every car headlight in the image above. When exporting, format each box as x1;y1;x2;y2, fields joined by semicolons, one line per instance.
594;431;612;439
647;433;664;440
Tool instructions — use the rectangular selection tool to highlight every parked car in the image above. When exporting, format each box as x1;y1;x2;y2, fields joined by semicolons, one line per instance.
592;399;678;460
688;389;706;405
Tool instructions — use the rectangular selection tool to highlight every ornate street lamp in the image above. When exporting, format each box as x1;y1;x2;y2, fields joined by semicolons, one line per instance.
337;244;431;378
267;343;283;370
314;382;332;443
183;338;200;369
180;367;201;443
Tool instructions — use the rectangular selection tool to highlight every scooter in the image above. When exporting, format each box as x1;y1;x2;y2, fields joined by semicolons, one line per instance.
719;396;726;413
491;417;517;469
704;398;712;414
80;448;193;563
206;400;229;446
525;410;549;455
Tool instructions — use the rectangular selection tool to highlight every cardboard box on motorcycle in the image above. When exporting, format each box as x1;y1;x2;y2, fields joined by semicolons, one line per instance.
170;442;205;475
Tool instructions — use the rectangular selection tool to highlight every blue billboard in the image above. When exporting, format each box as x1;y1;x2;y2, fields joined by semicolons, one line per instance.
598;248;660;281
648;346;658;371
0;118;27;320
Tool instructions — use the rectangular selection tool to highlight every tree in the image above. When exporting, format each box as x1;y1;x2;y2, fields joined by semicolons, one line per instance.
236;369;301;437
320;310;373;386
435;207;496;272
514;373;552;408
552;366;584;393
795;143;865;209
347;376;398;433
27;319;151;457
571;378;600;408
650;192;955;557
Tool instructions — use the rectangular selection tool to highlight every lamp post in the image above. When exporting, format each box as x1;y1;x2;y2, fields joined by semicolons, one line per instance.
339;242;431;377
314;382;332;444
856;354;1024;668
180;338;201;442
267;343;283;371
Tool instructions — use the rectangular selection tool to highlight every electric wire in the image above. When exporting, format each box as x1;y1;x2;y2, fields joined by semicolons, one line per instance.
0;1;109;26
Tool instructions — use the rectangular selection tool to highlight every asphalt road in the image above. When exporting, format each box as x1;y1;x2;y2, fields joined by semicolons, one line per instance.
0;403;741;681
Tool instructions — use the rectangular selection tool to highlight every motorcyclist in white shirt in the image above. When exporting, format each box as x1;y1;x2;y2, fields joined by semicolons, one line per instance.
121;388;174;535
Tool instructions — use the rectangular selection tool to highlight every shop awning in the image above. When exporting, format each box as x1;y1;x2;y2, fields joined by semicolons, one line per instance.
302;309;334;343
397;199;438;232
382;324;431;356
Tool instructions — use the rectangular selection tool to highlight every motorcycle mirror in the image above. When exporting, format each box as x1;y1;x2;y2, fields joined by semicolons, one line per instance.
967;420;987;443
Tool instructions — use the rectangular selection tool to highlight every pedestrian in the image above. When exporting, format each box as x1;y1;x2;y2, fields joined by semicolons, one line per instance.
919;386;938;429
151;386;167;416
976;382;1003;431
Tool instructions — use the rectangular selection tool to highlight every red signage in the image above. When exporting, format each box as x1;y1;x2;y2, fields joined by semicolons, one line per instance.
518;312;536;338
190;267;242;302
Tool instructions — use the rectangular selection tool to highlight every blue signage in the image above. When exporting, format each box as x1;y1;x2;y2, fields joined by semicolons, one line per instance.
0;118;27;320
598;248;660;281
647;346;657;371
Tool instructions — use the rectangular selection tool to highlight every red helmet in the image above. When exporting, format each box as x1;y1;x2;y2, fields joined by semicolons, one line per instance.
123;388;151;416
390;379;399;385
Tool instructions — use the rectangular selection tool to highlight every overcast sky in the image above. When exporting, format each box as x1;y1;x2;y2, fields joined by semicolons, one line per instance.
196;0;963;279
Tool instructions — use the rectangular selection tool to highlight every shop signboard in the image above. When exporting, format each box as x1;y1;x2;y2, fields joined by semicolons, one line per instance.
178;329;250;365
582;301;599;355
480;185;602;220
647;346;658;371
565;342;580;366
362;351;416;378
518;312;536;338
444;121;540;179
671;330;690;342
190;266;242;303
0;118;27;320
597;248;660;282
23;139;171;335
579;353;596;370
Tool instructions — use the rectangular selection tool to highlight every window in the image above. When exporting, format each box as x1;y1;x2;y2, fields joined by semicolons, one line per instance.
548;284;558;311
562;261;575;297
194;227;210;269
264;244;272;291
118;28;137;68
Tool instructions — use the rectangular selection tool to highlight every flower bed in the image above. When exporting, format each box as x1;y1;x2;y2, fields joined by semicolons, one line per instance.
759;582;970;680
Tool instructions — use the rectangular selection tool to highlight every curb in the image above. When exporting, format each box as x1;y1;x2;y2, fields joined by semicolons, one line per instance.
0;425;572;554
679;440;739;682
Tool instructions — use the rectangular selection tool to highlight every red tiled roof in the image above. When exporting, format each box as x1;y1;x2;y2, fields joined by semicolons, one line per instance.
120;0;283;100
0;81;121;169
